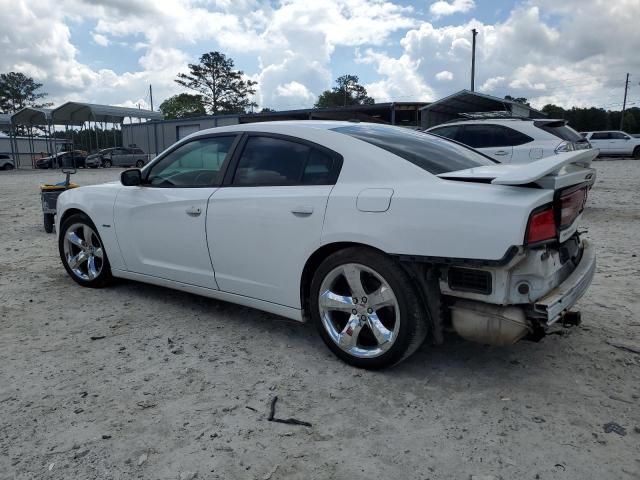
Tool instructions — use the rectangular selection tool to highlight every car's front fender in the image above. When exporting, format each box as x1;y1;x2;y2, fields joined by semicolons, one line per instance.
56;183;126;270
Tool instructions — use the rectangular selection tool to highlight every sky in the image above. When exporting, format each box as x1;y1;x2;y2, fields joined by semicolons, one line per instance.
1;0;639;113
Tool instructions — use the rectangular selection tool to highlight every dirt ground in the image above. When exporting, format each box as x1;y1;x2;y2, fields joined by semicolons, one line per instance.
0;161;638;480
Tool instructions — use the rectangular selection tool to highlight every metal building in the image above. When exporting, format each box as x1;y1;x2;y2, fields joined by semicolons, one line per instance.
420;90;546;129
122;102;427;156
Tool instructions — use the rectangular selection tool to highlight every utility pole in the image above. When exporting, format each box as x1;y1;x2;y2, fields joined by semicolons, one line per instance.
620;73;629;130
471;28;478;92
149;84;154;111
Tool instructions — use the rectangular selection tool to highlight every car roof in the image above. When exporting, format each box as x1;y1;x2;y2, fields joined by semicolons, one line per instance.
194;120;396;136
430;118;565;127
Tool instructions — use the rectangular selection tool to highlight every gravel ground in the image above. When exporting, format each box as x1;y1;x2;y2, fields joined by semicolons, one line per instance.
0;161;639;480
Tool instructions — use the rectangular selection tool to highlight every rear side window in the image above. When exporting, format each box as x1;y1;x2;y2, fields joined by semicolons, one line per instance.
590;132;609;140
232;136;339;186
502;126;534;146
332;124;495;175
534;121;583;142
456;124;523;148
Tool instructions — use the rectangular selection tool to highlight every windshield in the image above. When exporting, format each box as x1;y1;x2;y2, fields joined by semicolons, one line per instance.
332;124;495;175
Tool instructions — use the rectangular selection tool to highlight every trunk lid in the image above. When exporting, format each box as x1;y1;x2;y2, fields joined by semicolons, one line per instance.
439;149;598;245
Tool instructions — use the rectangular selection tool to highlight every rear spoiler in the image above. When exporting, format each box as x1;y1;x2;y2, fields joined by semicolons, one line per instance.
438;149;598;186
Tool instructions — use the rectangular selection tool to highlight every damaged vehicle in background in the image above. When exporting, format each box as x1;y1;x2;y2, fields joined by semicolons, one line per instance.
426;117;591;163
55;122;597;369
35;150;87;169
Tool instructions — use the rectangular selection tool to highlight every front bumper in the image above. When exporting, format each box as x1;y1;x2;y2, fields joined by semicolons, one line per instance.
532;240;596;325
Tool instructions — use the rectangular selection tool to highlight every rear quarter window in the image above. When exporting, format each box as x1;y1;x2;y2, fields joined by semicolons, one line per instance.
332;124;495;175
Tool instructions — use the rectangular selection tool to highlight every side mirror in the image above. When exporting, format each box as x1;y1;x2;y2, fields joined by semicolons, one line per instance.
121;169;142;186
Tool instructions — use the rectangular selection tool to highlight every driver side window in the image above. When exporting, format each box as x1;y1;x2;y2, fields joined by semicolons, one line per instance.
147;136;236;187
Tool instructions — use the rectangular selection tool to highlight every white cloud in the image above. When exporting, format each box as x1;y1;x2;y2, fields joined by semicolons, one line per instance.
0;0;639;114
435;70;453;81
92;33;110;47
429;0;475;18
361;3;640;109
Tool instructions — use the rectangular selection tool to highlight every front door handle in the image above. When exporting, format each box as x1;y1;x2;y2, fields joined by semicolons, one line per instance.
494;150;509;156
186;206;202;217
291;206;314;216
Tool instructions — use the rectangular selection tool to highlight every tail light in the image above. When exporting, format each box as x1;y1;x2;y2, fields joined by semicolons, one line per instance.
559;186;587;229
555;141;575;153
526;206;556;244
525;186;588;245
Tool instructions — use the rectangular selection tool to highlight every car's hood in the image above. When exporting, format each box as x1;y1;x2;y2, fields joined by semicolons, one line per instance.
438;149;597;187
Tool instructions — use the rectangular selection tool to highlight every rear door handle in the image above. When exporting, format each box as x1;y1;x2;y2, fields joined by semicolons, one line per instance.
494;150;509;156
186;206;202;217
291;206;314;216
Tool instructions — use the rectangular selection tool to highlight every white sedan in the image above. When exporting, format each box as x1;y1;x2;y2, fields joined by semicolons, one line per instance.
56;121;597;369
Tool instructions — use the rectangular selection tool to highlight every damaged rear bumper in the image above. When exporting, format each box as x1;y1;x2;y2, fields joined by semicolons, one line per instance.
532;239;596;325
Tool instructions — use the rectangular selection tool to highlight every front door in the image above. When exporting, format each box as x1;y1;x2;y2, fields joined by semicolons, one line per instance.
609;131;631;154
114;135;238;289
207;134;342;308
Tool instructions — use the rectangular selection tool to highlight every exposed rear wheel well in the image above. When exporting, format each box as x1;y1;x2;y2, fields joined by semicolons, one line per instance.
300;242;389;320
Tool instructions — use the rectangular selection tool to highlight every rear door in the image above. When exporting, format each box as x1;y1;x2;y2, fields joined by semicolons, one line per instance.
457;124;513;162
588;132;611;154
207;133;342;308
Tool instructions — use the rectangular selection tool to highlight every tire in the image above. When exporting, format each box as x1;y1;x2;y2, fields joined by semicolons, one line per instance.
3;163;14;170
633;146;640;159
43;213;54;233
309;247;427;369
103;159;112;168
135;160;144;168
59;213;112;288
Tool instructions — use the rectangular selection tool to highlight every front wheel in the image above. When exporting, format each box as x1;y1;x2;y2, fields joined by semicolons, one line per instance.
135;160;144;168
310;247;427;369
633;146;640;159
103;159;112;168
59;213;112;288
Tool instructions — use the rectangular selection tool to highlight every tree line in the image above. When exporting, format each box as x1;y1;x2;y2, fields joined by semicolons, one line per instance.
160;51;375;119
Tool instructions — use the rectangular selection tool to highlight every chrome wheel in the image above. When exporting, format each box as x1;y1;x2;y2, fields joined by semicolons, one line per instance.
318;263;400;359
62;223;104;281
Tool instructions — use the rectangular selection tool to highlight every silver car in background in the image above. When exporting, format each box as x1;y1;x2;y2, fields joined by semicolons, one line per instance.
103;147;148;168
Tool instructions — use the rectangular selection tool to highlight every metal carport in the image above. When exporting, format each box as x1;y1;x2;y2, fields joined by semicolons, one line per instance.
51;102;163;159
420;90;546;128
51;102;162;125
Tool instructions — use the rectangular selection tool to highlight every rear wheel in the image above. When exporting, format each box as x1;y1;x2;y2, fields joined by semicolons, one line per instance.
103;159;112;168
3;163;14;170
59;213;112;288
310;247;427;369
135;160;144;168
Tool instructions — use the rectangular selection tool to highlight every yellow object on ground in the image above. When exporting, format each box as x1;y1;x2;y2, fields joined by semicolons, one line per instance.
39;183;80;191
